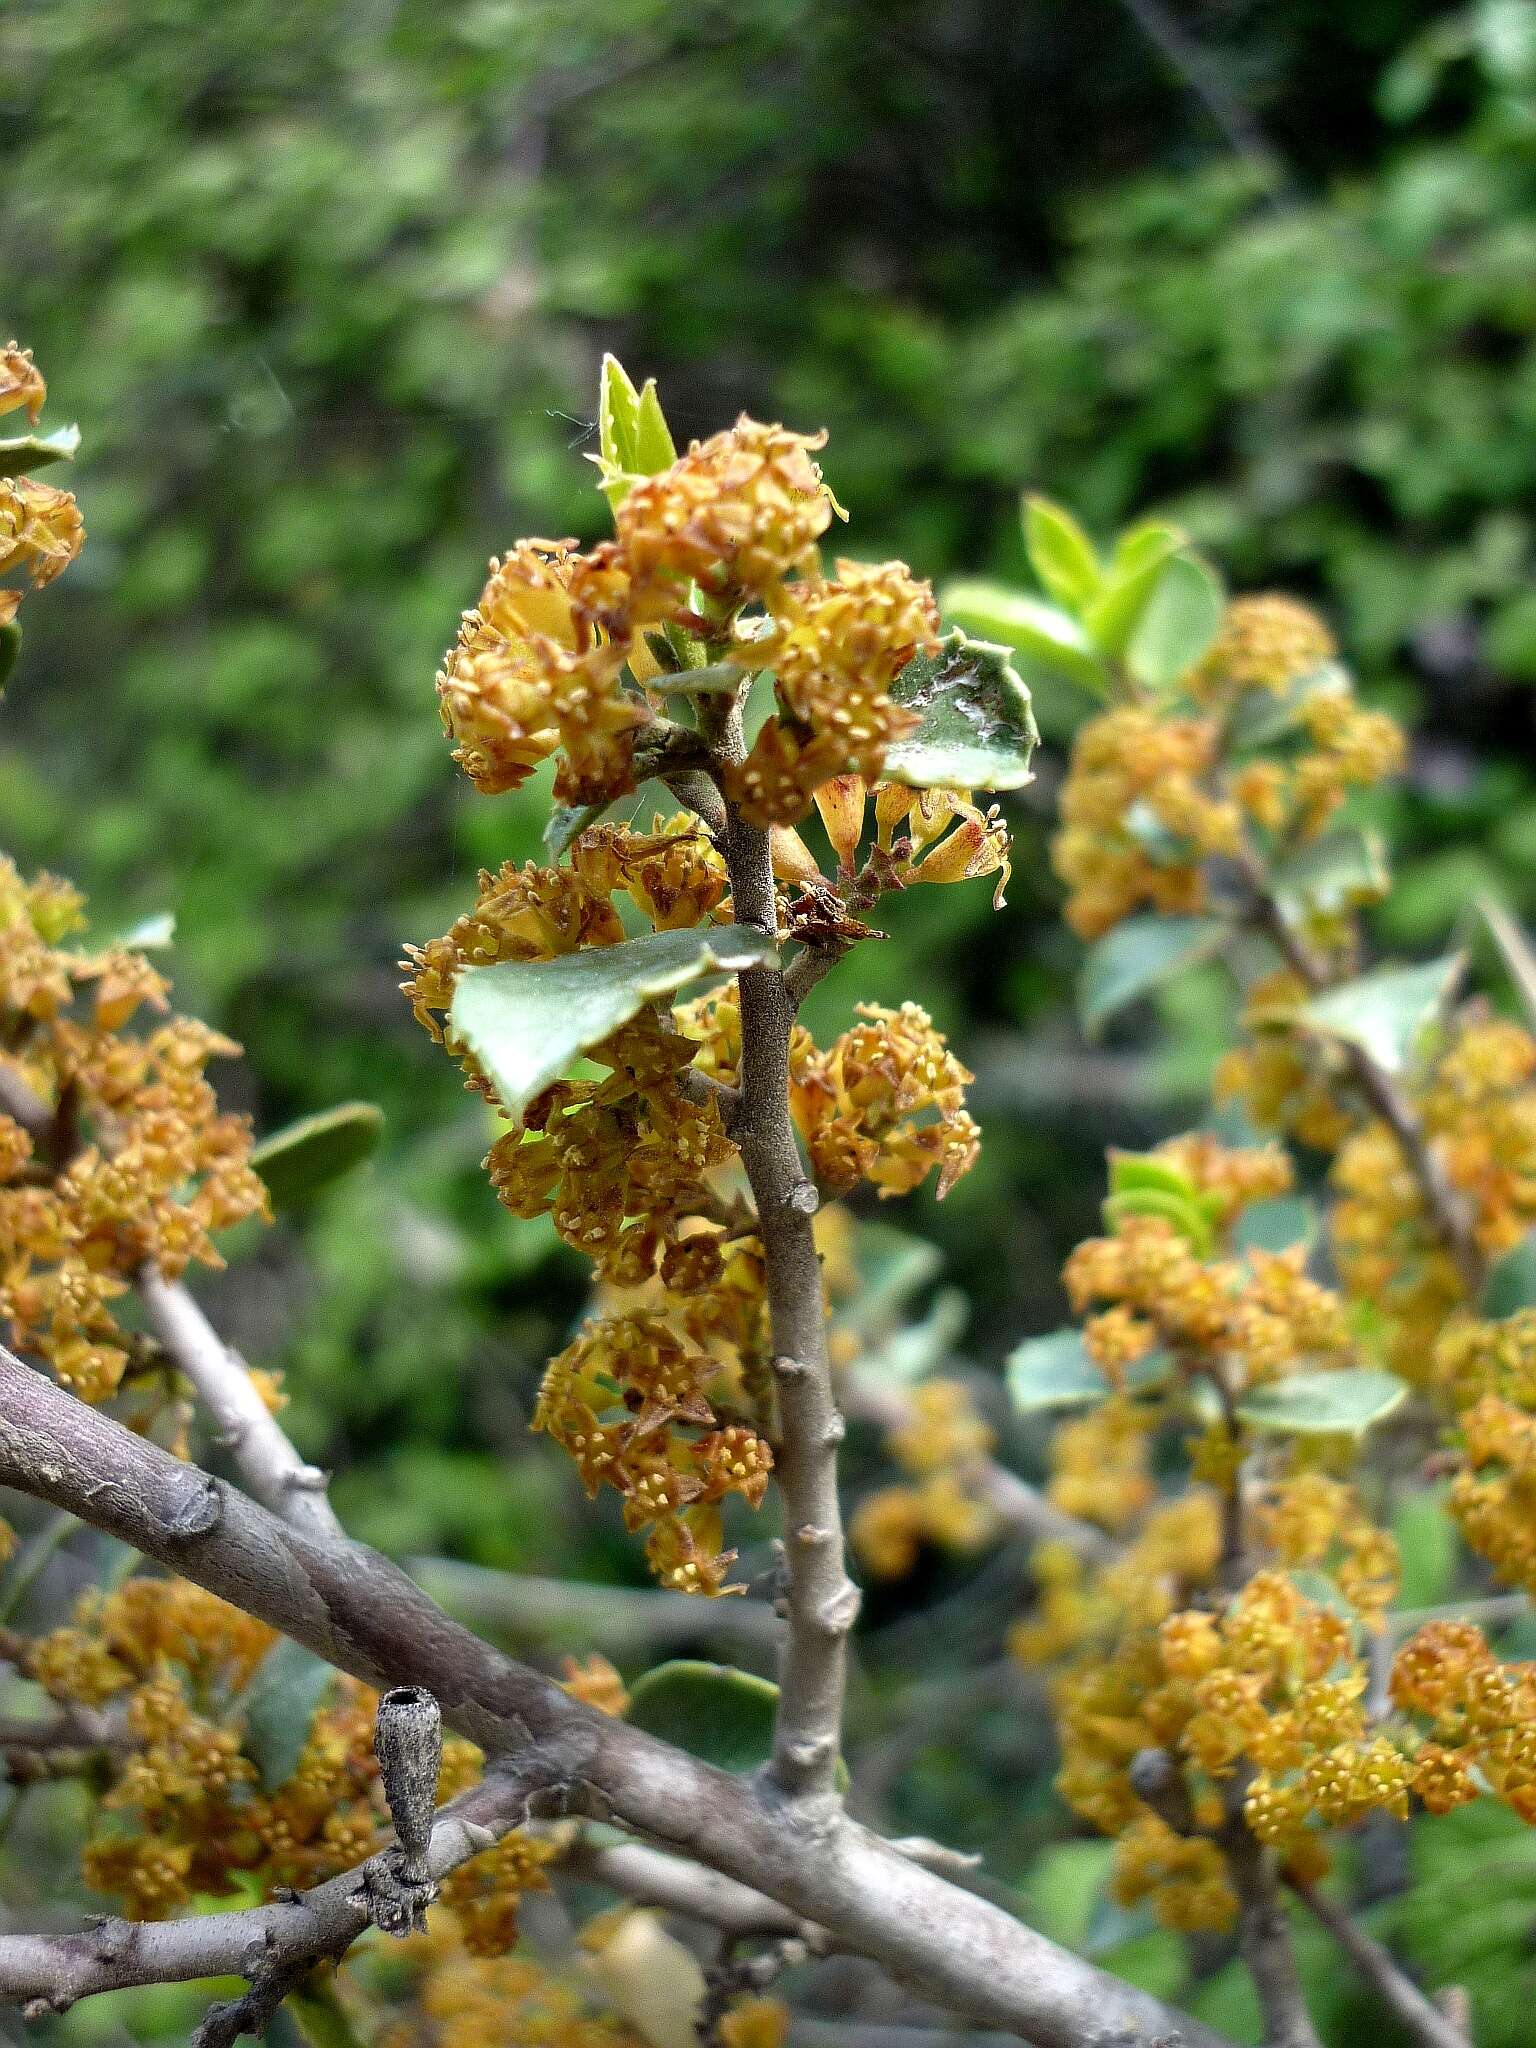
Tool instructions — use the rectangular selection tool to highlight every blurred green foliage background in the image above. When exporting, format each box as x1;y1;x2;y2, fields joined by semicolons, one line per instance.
7;0;1536;1556
4;3;1536;2030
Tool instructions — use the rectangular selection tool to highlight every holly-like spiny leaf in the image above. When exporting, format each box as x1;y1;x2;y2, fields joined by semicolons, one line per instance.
883;629;1038;791
449;925;777;1126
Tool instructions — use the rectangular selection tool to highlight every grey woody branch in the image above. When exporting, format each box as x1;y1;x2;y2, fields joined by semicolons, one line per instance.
0;1054;340;1543
0;1759;550;2038
710;717;861;1808
0;1344;1234;2048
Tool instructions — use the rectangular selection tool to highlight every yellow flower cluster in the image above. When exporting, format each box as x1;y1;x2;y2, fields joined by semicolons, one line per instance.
726;559;938;826
1052;594;1403;940
436;415;937;815
438;1831;558;1956
1010;1494;1224;1668
32;1574;486;1920
1215;970;1357;1154
534;1313;774;1595
1331;1017;1536;1380
1063;1139;1344;1395
806;775;1012;909
1190;594;1338;697
0;343;84;624
403;824;729;1042
1056;1571;1409;1926
684;986;982;1205
1256;1465;1399;1627
1390;1621;1536;1821
383;1922;649;2048
793;1000;981;1200
850;1378;999;1578
0;861;269;1404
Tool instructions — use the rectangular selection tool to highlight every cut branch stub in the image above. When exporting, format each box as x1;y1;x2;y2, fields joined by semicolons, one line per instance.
448;924;778;1125
882;630;1038;791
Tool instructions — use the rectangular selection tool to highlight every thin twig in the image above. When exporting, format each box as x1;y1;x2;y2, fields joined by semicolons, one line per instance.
0;1761;553;2032
1221;1772;1323;2048
407;1556;779;1657
841;1370;1113;1567
1387;1590;1528;1639
136;1264;341;1545
1110;0;1288;188
558;1831;816;1941
1290;1881;1469;2048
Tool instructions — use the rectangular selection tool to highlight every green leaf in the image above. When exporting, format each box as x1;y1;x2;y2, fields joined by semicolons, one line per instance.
854;1287;967;1386
1082;533;1186;659
1102;1185;1216;1256
112;911;177;951
0;621;19;698
1122;798;1192;868
594;355;676;511
0;423;80;476
1026;1839;1116;1950
242;1638;335;1792
287;1982;370;2048
1233;1195;1316;1255
599;353;643;475
838;1221;944;1340
883;629;1038;790
1271;828;1389;918
1023;494;1101;614
1392;1486;1457;1609
1112;519;1189;576
1107;1151;1197;1200
937;579;1110;695
252;1102;385;1212
1298;955;1463;1074
1477;895;1536;1034
633;377;678;477
1483;1230;1536;1318
544;799;607;859
625;1660;780;1775
1125;553;1225;690
1227;662;1349;749
1006;1328;1171;1411
450;925;777;1126
1234;1367;1409;1437
1078;914;1231;1038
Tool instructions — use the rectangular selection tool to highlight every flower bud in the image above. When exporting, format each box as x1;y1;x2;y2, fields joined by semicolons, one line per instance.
813;775;866;871
911;805;1012;908
873;782;913;850
769;825;824;885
